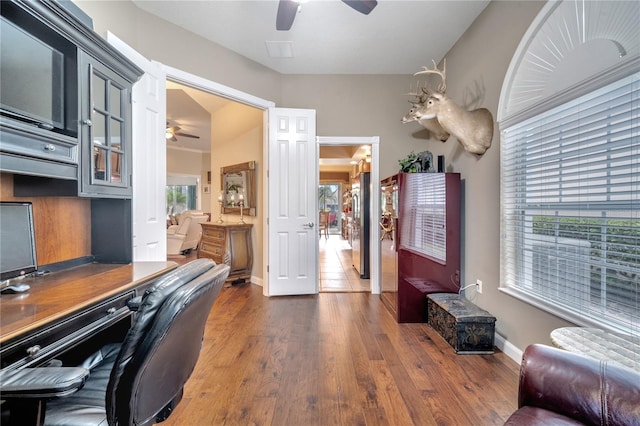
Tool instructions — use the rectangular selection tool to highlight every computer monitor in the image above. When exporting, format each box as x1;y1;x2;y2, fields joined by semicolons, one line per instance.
0;201;37;281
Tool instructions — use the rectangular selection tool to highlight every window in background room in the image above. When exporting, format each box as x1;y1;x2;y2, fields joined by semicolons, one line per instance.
319;183;340;234
499;1;639;337
166;185;197;216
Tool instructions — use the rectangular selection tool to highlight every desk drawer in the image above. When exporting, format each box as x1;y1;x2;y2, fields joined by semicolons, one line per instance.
1;291;134;370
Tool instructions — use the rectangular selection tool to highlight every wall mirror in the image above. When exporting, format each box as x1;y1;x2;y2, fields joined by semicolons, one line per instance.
220;161;256;216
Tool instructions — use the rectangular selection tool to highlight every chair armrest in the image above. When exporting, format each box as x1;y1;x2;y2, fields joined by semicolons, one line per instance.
128;295;143;311
518;344;640;425
0;367;89;399
167;225;179;235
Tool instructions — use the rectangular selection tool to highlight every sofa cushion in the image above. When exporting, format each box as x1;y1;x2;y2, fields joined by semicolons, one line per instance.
504;406;584;426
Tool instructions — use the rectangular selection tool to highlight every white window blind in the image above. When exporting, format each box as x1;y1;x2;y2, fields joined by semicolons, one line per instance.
400;173;447;263
501;72;639;334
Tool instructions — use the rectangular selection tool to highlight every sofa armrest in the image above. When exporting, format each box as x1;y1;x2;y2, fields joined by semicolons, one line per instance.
517;344;640;426
0;367;89;399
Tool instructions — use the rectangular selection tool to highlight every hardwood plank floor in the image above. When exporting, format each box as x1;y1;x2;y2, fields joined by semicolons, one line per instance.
160;283;520;426
319;235;370;292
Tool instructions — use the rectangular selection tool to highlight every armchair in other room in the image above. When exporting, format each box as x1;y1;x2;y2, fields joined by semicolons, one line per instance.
167;210;209;255
504;343;640;426
0;259;230;426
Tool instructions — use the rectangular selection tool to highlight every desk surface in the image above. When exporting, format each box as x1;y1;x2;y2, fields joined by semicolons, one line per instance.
550;327;640;373
0;261;177;344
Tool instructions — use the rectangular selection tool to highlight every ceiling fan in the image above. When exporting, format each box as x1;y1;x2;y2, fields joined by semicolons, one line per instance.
276;0;378;31
165;122;200;142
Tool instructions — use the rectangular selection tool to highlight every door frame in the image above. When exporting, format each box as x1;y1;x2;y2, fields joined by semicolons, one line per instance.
162;64;274;294
160;65;382;295
318;137;380;294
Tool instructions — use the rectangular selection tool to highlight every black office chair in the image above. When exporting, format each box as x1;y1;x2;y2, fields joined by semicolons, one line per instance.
0;258;230;426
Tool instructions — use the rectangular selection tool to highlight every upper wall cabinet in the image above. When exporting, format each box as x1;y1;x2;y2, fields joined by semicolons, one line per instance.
0;0;142;198
78;52;133;197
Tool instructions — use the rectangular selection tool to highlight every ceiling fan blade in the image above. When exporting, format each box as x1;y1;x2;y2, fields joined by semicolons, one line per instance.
170;135;178;142
175;132;200;139
276;0;298;31
342;0;378;15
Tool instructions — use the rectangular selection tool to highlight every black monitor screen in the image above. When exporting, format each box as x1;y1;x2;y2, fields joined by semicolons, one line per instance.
0;15;64;129
0;202;38;281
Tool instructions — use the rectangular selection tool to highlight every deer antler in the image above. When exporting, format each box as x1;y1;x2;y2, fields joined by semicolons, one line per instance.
414;59;446;94
404;81;429;104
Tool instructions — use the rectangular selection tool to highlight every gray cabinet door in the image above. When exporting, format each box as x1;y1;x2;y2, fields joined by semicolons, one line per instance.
78;51;133;198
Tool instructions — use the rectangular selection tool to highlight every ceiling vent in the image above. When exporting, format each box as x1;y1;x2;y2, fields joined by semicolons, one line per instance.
265;41;294;58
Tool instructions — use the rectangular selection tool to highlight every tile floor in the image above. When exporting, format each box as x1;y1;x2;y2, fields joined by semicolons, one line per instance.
319;234;370;292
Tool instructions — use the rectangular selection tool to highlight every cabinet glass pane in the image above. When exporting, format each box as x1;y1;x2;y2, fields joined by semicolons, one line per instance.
92;111;106;148
110;118;122;151
111;152;122;183
94;146;107;181
92;74;106;111
109;85;121;117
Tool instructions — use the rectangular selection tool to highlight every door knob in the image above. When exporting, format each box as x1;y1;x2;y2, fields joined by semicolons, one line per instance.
302;222;315;228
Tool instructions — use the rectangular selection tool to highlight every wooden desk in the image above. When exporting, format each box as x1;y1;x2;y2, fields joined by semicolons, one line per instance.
0;261;177;371
551;327;640;373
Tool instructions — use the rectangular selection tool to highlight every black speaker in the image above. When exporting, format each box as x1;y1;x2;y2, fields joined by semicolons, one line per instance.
437;155;445;173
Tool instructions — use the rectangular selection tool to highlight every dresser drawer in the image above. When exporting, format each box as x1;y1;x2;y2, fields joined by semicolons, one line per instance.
202;226;226;241
200;240;224;256
198;249;223;265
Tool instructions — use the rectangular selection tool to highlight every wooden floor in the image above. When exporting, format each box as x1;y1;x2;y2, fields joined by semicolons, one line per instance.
160;283;520;426
319;234;370;292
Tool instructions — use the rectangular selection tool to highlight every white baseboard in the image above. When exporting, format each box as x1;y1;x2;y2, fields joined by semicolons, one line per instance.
495;332;523;365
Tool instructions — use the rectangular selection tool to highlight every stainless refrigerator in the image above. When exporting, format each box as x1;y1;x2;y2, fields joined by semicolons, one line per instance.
351;172;370;278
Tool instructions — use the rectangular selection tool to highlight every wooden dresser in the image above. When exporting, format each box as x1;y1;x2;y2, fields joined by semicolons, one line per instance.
198;222;253;284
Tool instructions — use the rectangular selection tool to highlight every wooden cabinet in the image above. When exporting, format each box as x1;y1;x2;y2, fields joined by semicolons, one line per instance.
0;0;142;265
0;0;141;198
198;223;253;284
396;173;461;323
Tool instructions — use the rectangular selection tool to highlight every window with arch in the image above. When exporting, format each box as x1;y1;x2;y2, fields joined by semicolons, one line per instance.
498;1;639;336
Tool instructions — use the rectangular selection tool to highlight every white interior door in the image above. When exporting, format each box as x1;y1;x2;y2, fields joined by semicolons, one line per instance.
267;107;318;296
107;32;167;261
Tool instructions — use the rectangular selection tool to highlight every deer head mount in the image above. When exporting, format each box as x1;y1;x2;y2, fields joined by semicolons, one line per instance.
401;87;450;142
402;59;494;155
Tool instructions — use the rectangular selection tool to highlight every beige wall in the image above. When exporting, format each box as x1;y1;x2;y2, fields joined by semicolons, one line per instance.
211;104;264;280
76;0;577;353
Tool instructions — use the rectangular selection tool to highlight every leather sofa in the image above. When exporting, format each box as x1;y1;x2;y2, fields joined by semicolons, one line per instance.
504;344;640;426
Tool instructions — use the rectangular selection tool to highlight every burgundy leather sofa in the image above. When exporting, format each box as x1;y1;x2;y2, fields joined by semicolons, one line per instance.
504;344;640;426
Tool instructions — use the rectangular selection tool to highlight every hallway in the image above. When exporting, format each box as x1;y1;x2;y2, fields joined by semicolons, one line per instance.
319;234;370;292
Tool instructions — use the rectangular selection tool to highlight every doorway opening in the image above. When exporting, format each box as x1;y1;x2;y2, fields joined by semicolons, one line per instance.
318;138;381;294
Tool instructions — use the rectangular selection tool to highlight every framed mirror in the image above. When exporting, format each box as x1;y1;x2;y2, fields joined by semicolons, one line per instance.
220;161;256;216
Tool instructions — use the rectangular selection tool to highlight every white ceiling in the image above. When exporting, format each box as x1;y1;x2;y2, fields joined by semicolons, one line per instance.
133;0;490;75
160;0;490;159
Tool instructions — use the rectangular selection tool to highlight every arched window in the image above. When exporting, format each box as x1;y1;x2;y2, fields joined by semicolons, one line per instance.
498;1;639;335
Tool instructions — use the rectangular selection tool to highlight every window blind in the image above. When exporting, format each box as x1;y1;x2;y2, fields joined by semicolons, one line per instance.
400;173;447;263
501;72;639;334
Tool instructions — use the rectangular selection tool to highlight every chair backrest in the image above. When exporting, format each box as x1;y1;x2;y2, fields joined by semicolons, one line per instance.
319;211;329;226
106;259;230;425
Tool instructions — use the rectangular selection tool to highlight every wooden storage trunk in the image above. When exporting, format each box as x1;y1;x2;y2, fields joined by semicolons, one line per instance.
427;293;496;354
